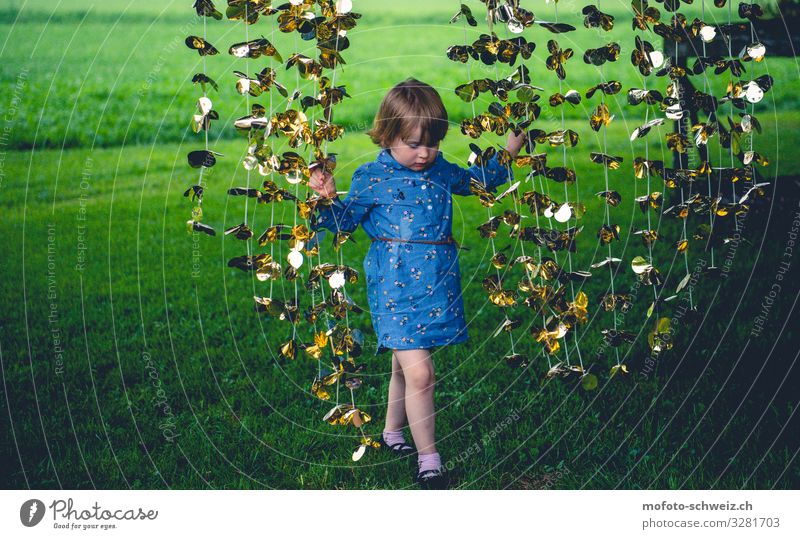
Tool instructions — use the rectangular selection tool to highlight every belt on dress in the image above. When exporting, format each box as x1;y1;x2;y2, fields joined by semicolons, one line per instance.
371;235;469;249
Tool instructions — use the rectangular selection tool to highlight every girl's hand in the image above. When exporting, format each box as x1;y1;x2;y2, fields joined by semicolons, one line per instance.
308;167;337;198
505;130;527;158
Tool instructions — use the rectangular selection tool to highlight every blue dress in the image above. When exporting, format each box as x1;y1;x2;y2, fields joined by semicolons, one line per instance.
311;148;510;354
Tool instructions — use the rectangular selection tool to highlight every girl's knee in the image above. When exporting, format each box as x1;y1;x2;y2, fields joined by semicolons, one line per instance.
394;349;435;388
404;364;435;389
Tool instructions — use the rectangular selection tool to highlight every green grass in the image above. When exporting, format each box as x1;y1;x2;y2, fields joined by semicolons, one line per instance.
1;0;798;489
3;136;798;489
0;0;797;149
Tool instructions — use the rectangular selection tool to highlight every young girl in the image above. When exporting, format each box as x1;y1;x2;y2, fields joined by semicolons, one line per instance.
309;79;525;488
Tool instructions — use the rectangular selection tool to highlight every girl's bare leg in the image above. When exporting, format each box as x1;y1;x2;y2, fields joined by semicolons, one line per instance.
384;352;407;432
393;348;437;455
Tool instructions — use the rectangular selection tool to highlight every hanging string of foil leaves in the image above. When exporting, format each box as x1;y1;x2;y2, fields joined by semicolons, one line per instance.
452;2;524;368
449;1;595;383
186;2;223;237
186;0;774;460
550;0;587;385
628;0;665;377
446;0;772;389
586;0;625;387
627;0;772;360
186;0;381;462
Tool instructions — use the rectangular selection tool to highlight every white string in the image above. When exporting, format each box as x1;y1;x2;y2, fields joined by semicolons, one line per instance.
726;0;740;233
638;8;660;313
194;14;209;221
554;1;582;369
673;36;694;310
530;27;568;359
747;0;756;180
595;0;620;365
243;5;251;245
701;0;716;270
458;6;517;357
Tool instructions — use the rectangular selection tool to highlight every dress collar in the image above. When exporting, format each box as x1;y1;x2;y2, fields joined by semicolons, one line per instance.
376;148;443;172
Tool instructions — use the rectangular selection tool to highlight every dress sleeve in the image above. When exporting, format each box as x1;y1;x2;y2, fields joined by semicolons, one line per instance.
448;153;511;197
310;168;374;234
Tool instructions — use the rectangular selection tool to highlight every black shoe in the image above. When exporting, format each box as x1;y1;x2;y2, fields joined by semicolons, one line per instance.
416;468;448;490
378;434;416;457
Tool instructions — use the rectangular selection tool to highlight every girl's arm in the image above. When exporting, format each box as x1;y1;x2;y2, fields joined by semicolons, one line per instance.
309;167;374;234
450;131;526;196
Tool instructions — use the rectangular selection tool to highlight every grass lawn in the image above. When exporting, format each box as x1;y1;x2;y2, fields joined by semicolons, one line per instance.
1;0;797;149
1;0;798;489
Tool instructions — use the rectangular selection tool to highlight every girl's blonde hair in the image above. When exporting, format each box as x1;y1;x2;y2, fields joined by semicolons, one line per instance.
367;78;448;148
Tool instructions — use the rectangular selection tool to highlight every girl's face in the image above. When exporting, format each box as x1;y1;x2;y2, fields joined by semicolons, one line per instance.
388;126;439;171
